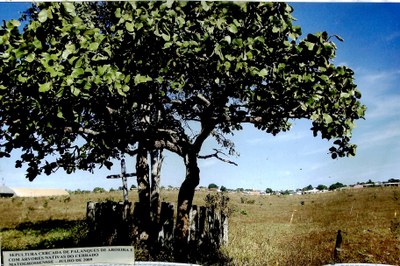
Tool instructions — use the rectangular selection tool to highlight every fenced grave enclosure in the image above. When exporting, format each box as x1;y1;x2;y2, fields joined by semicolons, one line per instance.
86;200;228;261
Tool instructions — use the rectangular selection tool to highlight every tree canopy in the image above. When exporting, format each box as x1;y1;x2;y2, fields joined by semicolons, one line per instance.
1;2;366;251
316;184;328;191
1;1;365;180
208;183;219;189
329;182;346;191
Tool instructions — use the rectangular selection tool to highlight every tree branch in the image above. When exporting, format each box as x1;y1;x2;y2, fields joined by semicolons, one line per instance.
64;127;101;136
196;93;211;107
153;139;184;157
198;149;238;166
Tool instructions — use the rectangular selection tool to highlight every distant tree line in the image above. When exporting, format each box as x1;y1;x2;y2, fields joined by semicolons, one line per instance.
68;178;399;195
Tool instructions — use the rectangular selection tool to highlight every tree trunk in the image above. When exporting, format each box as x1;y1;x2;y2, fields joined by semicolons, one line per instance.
135;143;150;240
121;159;129;205
146;149;164;255
174;151;200;261
150;149;163;225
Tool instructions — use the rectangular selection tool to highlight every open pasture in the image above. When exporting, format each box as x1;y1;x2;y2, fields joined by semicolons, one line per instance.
1;187;399;265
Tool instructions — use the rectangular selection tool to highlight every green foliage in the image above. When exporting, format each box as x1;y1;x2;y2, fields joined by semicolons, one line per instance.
0;2;365;183
239;209;248;215
240;197;256;204
93;187;105;193
303;184;314;191
265;188;273;194
316;184;328;191
1;220;88;251
280;190;292;196
329;182;346;191
208;183;219;189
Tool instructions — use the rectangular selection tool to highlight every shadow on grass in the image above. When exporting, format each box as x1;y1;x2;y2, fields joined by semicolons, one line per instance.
14;219;85;233
189;243;233;265
134;242;233;265
1;219;91;250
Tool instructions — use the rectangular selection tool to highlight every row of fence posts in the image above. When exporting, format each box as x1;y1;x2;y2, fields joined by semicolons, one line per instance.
86;201;228;253
84;201;357;264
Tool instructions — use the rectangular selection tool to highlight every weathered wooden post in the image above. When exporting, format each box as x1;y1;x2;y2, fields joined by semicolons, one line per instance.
86;159;136;246
207;206;216;247
221;209;229;246
188;205;199;244
198;206;208;246
86;201;132;245
106;158;136;205
105;158;136;244
333;229;343;262
158;202;174;249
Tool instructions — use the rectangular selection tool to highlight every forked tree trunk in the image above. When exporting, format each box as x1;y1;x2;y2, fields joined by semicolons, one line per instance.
174;151;200;261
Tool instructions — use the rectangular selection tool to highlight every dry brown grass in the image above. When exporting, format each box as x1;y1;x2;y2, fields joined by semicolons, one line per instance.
1;187;400;265
223;187;400;265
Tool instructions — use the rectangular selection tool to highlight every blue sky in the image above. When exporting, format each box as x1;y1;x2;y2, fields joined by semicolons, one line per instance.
0;3;399;192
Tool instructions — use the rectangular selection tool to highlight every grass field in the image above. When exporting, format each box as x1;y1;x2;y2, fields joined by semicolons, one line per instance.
1;187;400;265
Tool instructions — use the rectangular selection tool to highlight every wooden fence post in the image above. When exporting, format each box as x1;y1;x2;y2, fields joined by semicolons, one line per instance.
188;205;199;244
158;202;174;249
207;206;216;246
214;207;222;247
86;201;131;246
87;199;228;257
86;201;96;231
221;210;229;246
198;206;208;246
333;229;343;262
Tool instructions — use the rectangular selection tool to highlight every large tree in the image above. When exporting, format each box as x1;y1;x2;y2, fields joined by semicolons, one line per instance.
1;1;365;259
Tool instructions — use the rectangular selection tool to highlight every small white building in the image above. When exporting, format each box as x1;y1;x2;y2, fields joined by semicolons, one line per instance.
303;188;319;194
0;185;15;197
0;186;69;197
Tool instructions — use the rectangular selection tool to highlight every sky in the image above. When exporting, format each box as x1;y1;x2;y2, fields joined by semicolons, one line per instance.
0;2;399;192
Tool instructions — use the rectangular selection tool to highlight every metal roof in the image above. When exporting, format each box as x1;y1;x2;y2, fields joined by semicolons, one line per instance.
0;185;15;195
10;188;69;197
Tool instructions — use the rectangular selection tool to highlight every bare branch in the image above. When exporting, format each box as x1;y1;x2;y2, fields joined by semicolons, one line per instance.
158;128;179;135
196;93;211;107
198;149;238;166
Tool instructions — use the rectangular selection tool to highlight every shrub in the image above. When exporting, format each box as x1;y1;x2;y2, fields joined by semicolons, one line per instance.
240;197;255;205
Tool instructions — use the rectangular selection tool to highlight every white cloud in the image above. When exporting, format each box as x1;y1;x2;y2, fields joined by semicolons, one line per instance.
364;94;400;120
357;121;400;150
361;71;399;84
357;69;400;94
385;31;400;42
245;131;307;146
355;69;400;120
